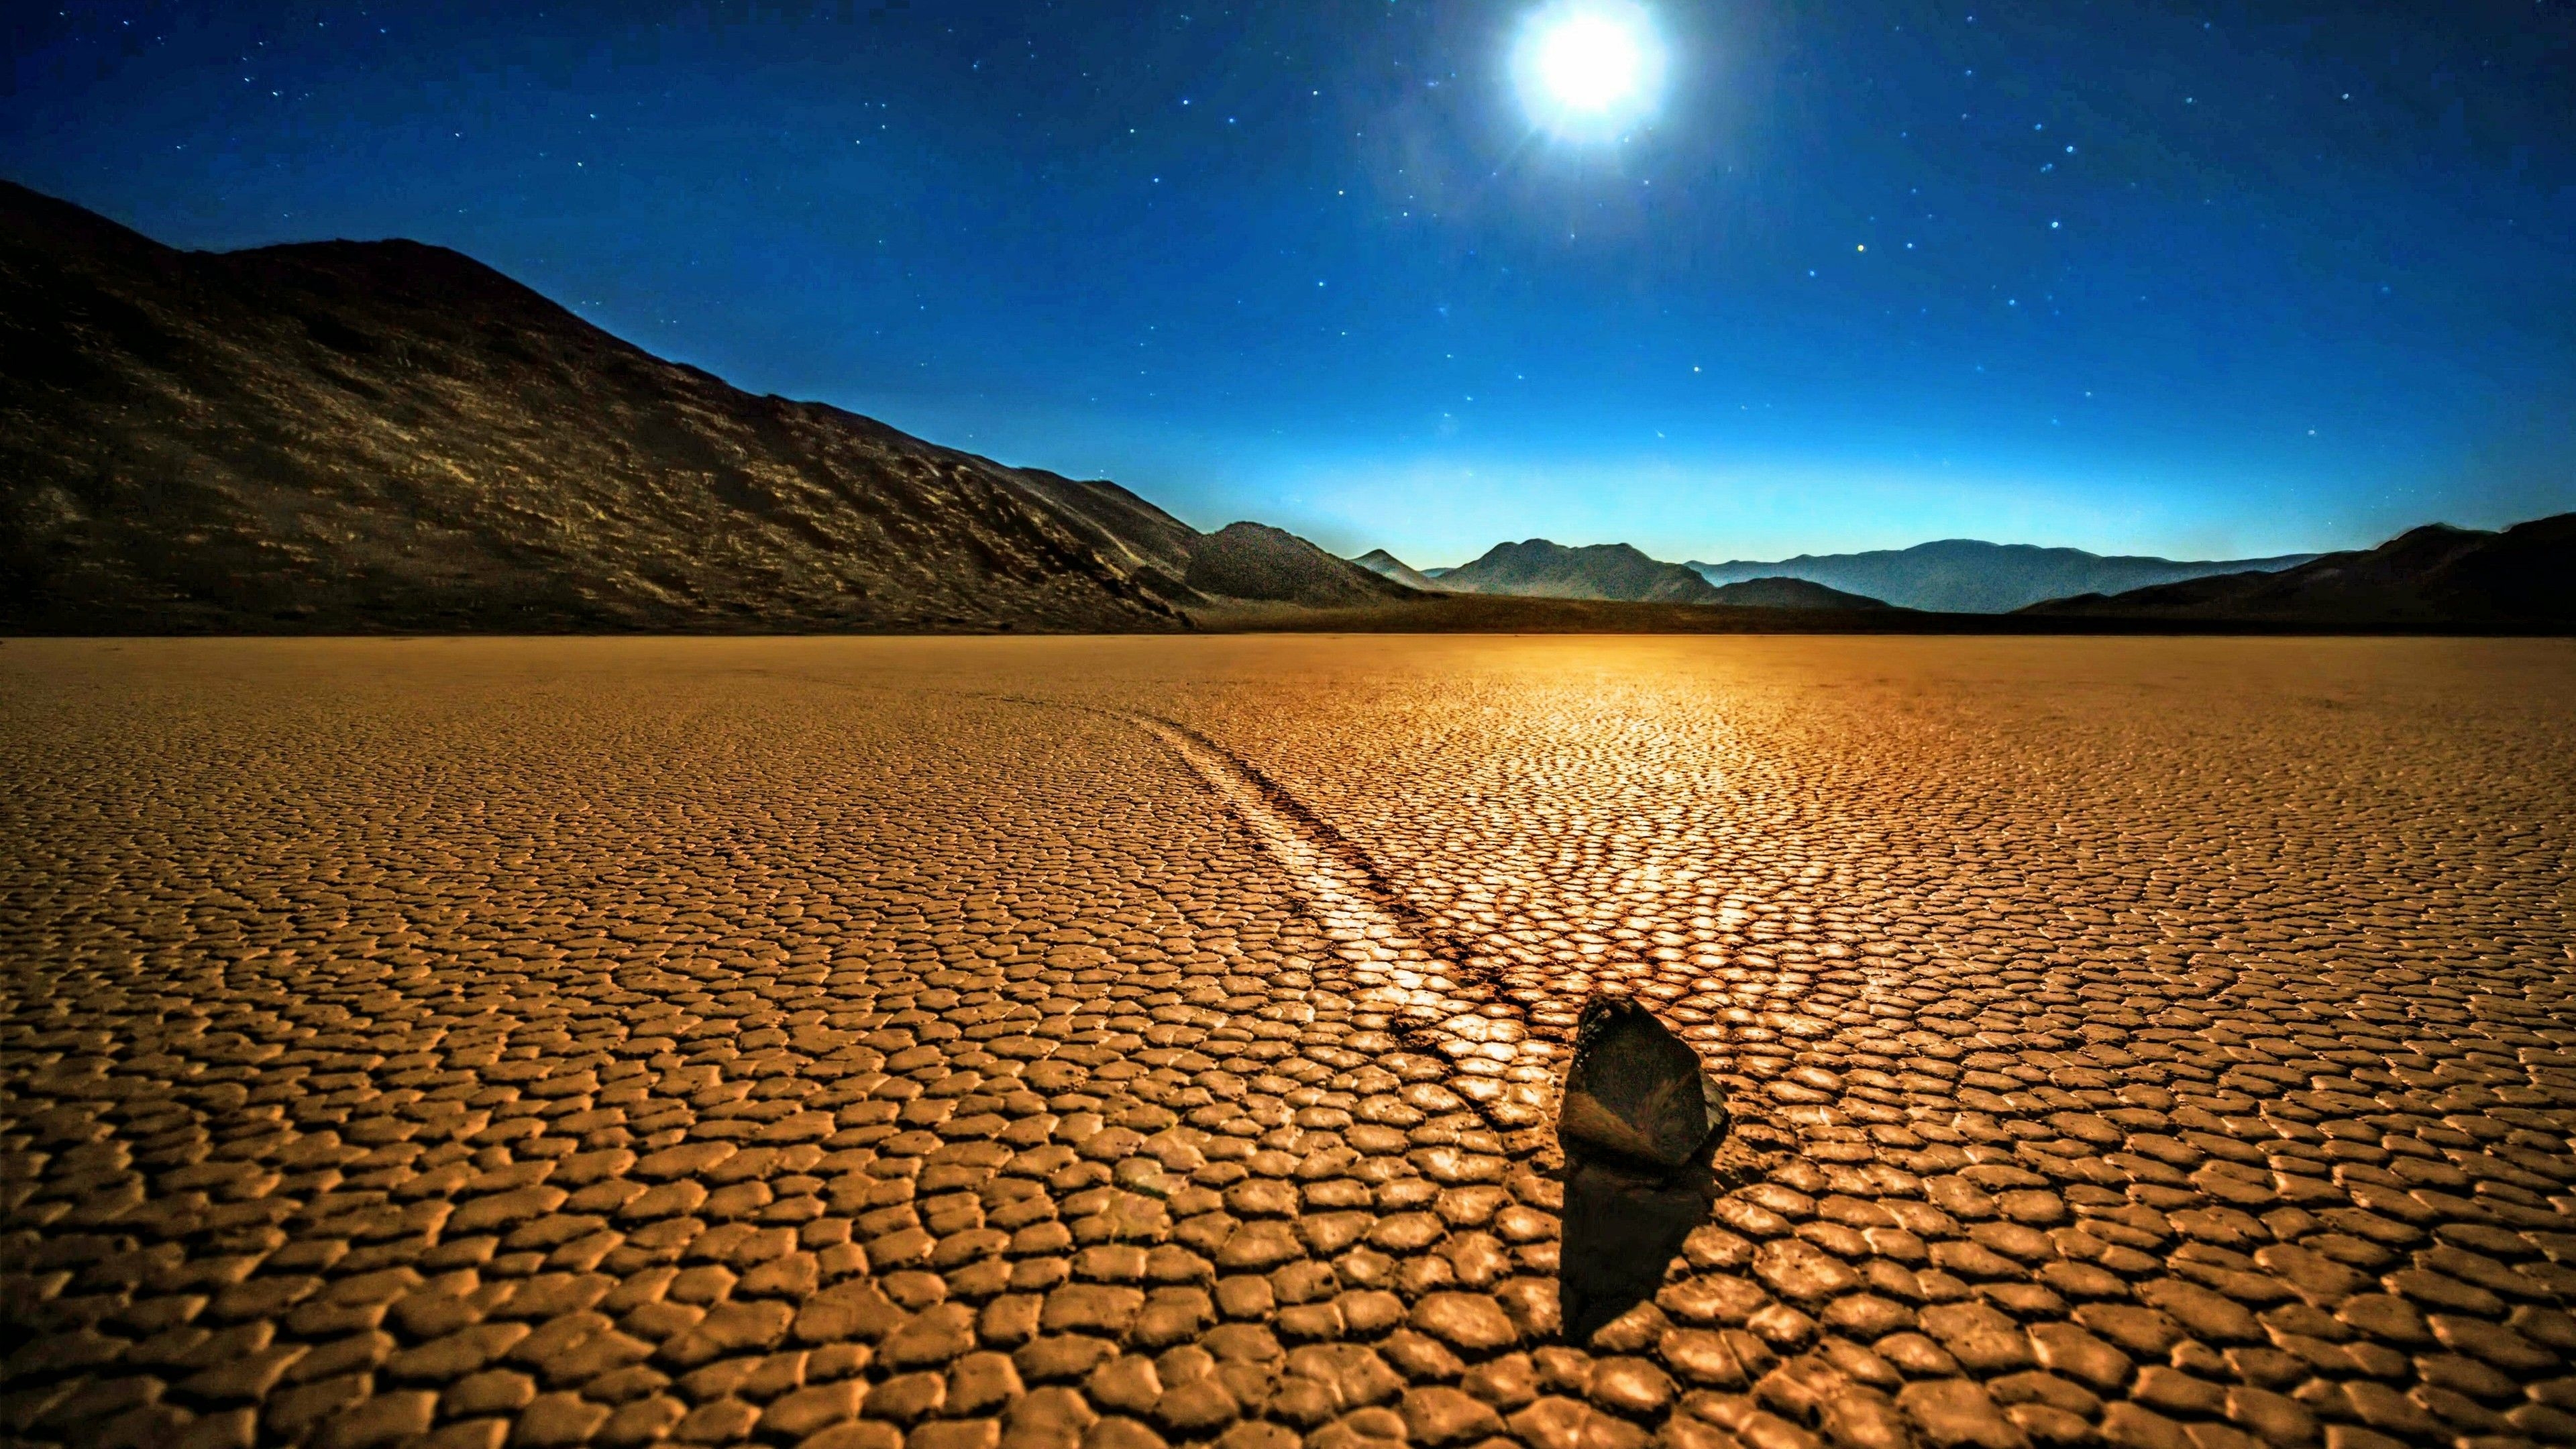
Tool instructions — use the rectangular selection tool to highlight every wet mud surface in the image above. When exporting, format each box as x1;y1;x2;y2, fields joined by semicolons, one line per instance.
3;635;2572;1449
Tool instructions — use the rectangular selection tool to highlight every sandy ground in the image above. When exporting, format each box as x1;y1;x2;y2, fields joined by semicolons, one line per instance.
3;635;2572;1449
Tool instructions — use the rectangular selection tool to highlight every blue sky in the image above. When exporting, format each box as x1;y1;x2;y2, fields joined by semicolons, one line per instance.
7;0;2571;564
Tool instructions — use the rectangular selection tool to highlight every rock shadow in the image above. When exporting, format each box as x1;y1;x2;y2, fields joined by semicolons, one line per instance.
1554;994;1731;1344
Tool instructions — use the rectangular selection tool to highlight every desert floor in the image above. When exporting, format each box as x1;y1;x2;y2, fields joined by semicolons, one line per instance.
3;635;2573;1449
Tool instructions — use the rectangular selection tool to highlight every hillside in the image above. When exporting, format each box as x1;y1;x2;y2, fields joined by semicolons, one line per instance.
1189;524;1416;608
1350;547;1447;592
1706;576;1889;610
0;182;1395;633
1688;539;2316;613
2021;515;2576;625
1440;539;1721;603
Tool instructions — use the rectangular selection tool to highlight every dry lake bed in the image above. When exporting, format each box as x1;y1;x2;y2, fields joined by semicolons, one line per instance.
3;635;2573;1449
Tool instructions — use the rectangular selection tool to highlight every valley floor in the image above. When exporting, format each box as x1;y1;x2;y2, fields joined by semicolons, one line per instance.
3;636;2573;1449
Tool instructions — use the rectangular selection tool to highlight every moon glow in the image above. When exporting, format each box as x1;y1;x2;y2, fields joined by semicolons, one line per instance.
1515;3;1665;137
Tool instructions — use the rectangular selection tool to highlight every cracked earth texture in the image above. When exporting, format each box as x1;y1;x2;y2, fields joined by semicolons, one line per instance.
3;635;2573;1449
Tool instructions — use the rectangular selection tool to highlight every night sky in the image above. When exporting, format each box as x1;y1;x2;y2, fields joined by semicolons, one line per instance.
7;1;2572;564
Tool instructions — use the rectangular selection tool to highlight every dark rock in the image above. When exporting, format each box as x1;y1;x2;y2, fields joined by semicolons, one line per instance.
1558;996;1727;1170
1554;996;1729;1344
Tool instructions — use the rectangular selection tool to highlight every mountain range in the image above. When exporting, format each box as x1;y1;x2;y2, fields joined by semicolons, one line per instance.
1422;539;1729;604
2;181;2566;635
0;181;1406;633
1361;524;2570;627
1685;539;2319;613
1355;543;1888;610
2021;516;2576;625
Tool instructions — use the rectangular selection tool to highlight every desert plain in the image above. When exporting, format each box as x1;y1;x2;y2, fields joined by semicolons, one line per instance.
3;634;2573;1449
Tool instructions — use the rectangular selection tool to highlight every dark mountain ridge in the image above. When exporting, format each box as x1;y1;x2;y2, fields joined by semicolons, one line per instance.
2021;516;2576;625
1687;538;2318;613
0;181;1403;632
1438;539;1722;604
1704;576;1889;610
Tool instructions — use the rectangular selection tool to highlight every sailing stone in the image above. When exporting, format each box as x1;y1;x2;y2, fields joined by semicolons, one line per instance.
1553;994;1732;1342
1557;994;1728;1169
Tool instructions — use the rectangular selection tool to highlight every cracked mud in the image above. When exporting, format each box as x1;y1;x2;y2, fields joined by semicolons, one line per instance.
3;635;2573;1449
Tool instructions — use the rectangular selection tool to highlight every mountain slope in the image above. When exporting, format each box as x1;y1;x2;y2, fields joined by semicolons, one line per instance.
1705;576;1889;610
2021;516;2576;625
1188;524;1417;607
0;182;1395;632
1350;548;1447;592
1686;539;2318;614
1440;539;1721;603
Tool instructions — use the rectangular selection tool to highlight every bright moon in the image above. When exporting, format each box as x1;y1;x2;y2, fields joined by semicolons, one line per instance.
1515;2;1664;135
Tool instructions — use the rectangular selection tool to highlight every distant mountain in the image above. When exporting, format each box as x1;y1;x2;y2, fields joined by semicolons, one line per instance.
0;181;1397;632
1192;525;1417;606
1350;548;1447;592
2021;515;2576;626
1442;539;1722;603
1706;576;1889;610
1366;549;1887;609
1686;540;2318;614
